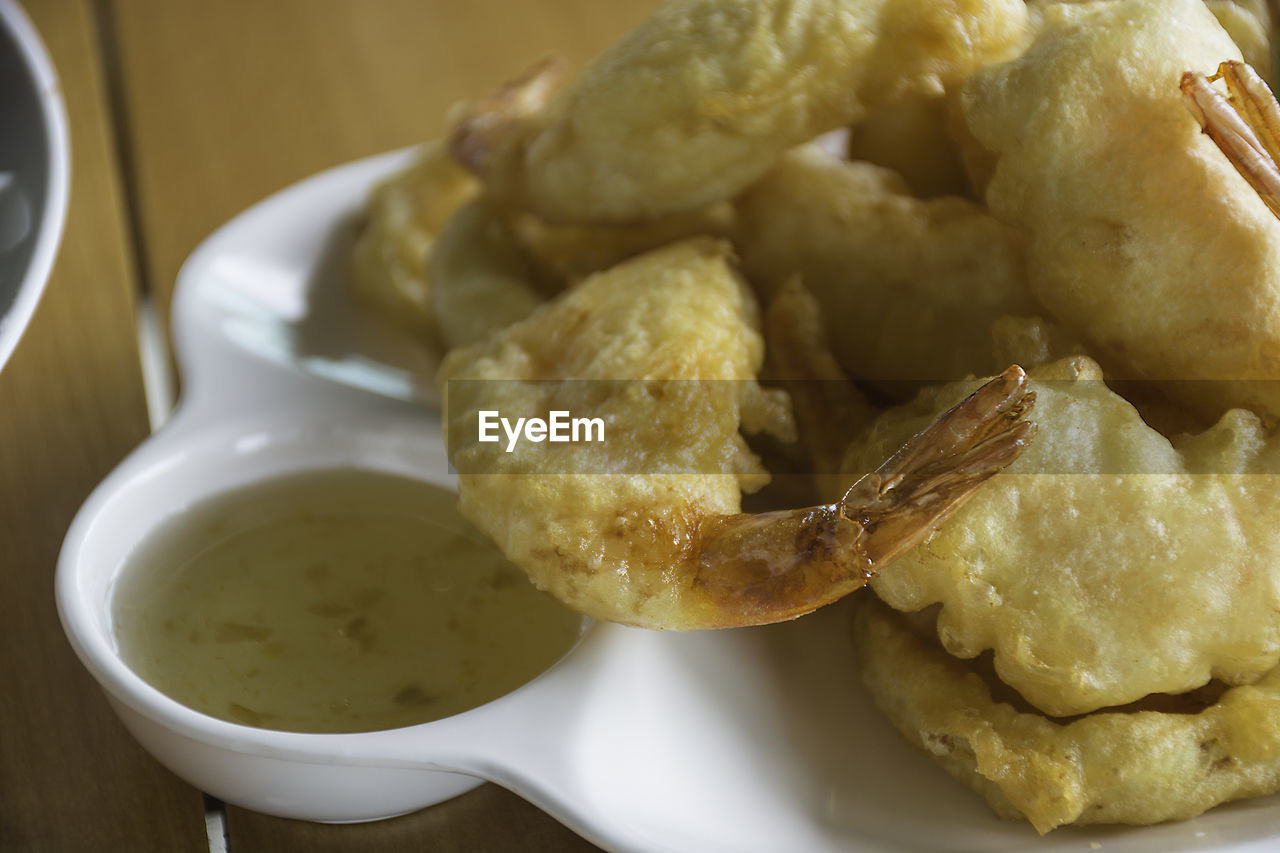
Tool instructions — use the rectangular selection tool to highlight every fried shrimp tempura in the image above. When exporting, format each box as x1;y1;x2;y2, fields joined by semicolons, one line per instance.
855;598;1280;834
429;199;735;351
1205;0;1274;77
440;239;1035;629
451;0;1030;224
762;277;875;493
961;0;1280;423
427;199;546;351
349;142;477;344
844;356;1280;717
737;146;1036;395
505;202;736;284
345;0;1280;830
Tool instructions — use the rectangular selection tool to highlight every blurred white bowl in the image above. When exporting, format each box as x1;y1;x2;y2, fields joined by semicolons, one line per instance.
0;0;69;371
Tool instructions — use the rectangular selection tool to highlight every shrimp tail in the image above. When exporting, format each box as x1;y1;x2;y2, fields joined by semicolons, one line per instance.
689;366;1035;629
449;56;566;177
1181;60;1280;221
845;364;1037;568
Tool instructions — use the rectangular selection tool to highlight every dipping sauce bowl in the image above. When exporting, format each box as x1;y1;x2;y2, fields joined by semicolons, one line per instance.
55;403;604;823
52;153;605;824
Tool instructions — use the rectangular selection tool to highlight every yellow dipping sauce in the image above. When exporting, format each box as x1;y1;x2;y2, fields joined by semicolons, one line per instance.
110;469;582;733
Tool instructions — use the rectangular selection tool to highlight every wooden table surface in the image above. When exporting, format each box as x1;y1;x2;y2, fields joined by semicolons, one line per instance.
1;2;659;850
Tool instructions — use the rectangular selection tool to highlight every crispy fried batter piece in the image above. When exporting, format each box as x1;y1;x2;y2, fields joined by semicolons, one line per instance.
506;202;737;285
855;598;1280;833
1205;0;1274;77
989;314;1085;373
428;197;736;351
439;239;1035;629
842;356;1280;716
762;277;875;491
428;198;546;351
349;142;477;344
737;146;1037;395
452;0;1030;224
960;0;1280;423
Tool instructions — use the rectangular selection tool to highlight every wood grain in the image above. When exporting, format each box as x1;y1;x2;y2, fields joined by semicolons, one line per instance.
227;784;605;853
0;1;207;850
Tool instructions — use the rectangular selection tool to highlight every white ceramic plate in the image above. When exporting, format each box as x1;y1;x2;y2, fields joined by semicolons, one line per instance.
0;0;68;372
65;149;1280;853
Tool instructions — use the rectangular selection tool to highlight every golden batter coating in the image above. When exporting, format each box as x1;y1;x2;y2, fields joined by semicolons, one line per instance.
452;0;1030;224
736;145;1037;395
845;357;1280;716
1205;0;1273;76
855;598;1280;834
349;142;477;344
427;198;735;351
440;239;1035;629
960;0;1280;422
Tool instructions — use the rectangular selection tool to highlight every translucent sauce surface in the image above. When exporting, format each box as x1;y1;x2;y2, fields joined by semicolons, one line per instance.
110;470;582;733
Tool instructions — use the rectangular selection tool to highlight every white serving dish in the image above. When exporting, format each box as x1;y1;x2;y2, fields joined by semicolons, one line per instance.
55;149;1280;852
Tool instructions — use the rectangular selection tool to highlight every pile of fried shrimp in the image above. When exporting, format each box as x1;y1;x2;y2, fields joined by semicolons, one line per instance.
350;0;1280;834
